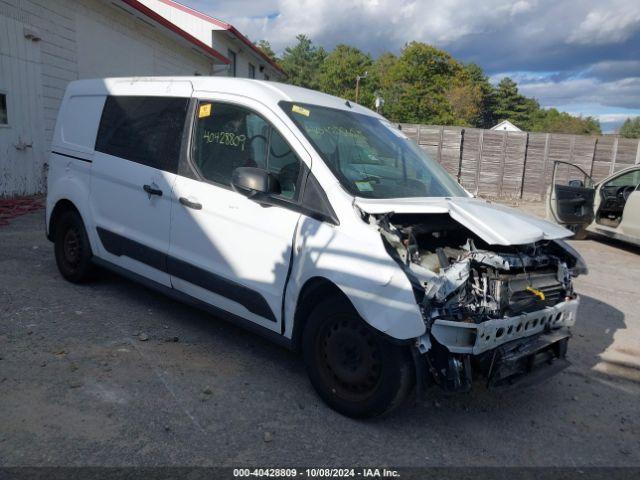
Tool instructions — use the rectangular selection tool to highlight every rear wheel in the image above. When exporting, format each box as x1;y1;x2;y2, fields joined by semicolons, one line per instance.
302;296;413;418
54;210;94;283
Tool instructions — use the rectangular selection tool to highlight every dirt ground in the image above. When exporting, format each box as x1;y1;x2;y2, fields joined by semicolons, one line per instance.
1;205;639;467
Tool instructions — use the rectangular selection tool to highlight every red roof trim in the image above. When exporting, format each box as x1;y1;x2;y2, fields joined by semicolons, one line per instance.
157;0;285;76
121;0;229;65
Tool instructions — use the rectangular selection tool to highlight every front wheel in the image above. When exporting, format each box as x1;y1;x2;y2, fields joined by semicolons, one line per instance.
54;210;94;283
302;296;414;418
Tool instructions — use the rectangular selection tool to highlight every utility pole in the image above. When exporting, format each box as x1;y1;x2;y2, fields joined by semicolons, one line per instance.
355;71;368;104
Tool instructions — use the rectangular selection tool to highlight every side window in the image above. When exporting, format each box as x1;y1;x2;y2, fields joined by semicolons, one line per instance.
95;96;189;173
268;129;301;200
605;170;640;188
191;102;302;200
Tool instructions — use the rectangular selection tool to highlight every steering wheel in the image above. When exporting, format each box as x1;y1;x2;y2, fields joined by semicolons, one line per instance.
617;185;636;202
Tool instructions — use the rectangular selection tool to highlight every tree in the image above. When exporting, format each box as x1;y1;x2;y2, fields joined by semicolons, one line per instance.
382;42;464;124
444;81;482;126
619;117;640;138
256;40;278;63
530;108;601;135
317;44;373;104
462;63;495;128
493;77;539;130
280;34;326;89
274;35;601;132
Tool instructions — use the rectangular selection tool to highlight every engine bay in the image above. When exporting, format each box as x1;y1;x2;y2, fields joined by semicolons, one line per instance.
367;211;586;391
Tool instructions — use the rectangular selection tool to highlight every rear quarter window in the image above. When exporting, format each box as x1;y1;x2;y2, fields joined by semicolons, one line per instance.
95;96;188;172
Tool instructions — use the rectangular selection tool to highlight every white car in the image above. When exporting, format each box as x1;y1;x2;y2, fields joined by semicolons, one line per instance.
548;160;640;245
47;77;586;417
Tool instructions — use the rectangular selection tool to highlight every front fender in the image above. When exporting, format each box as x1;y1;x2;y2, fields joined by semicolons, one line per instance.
284;217;426;341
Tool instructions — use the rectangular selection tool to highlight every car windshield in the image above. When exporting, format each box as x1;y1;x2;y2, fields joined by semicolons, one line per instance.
280;101;467;199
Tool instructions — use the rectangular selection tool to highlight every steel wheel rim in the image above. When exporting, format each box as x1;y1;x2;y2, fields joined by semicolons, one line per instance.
316;316;383;402
63;227;81;267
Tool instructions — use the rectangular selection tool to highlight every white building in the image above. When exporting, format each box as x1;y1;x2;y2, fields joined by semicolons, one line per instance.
0;0;284;197
491;120;522;132
139;0;285;81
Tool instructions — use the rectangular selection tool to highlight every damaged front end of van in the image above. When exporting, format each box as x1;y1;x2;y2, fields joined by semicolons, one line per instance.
359;197;587;394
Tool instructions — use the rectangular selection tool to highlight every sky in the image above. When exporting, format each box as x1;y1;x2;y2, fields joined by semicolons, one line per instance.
182;0;640;132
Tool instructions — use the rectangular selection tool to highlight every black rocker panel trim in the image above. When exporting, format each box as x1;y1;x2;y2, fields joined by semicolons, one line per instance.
96;227;276;322
166;256;276;322
92;257;291;349
97;227;166;272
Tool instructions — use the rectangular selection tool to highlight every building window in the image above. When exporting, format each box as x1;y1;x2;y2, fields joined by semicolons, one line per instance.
0;93;7;125
227;49;236;77
95;96;189;173
248;63;256;79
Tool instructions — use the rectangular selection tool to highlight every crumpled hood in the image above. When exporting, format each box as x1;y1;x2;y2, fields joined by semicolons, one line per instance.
354;196;572;246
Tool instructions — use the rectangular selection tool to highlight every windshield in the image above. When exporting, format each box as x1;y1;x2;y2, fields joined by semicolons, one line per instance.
281;101;467;199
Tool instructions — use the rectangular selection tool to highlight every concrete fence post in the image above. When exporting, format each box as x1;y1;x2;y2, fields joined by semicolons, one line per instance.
437;126;444;164
539;133;551;198
519;132;530;199
610;136;619;175
497;131;507;197
457;129;465;183
474;129;484;196
590;138;598;178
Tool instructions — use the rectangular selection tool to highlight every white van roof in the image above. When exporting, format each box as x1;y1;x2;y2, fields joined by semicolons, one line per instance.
64;77;379;117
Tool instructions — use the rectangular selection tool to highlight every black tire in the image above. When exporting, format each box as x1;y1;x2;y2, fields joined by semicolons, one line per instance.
302;296;414;418
54;210;94;283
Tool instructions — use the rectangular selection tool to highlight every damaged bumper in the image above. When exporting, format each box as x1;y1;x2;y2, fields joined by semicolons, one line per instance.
429;297;579;355
484;330;571;390
414;298;579;393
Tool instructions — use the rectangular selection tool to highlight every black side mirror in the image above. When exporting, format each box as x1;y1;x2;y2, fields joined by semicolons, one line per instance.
231;167;281;203
568;179;585;188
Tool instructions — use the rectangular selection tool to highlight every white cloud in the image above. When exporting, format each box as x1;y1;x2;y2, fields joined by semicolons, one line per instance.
183;0;640;126
595;113;640;123
519;77;640;110
567;5;640;45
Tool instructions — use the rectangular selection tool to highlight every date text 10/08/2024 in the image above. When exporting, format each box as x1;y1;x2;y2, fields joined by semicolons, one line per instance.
233;468;401;478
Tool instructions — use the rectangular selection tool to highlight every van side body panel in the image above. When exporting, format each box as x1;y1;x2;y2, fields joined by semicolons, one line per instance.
48;78;427;347
283;197;427;341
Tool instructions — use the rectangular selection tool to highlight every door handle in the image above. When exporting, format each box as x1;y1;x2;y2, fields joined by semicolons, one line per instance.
179;197;202;210
143;184;163;196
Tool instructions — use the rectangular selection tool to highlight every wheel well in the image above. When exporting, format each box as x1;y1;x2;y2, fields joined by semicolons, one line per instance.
291;277;351;351
48;199;79;241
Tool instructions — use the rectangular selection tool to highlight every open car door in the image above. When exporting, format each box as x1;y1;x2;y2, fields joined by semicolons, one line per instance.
548;161;595;235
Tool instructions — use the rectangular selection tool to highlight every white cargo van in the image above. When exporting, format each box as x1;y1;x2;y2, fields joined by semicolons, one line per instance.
46;77;586;417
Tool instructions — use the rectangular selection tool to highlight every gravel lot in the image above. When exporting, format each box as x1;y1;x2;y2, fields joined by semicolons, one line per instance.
1;206;639;467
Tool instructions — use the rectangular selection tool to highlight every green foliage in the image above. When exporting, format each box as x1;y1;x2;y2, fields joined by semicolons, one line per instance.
280;35;326;89
619;117;640;138
256;40;278;63
492;77;539;131
317;44;373;102
381;42;463;124
462;63;495;128
529;108;601;135
272;36;602;134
